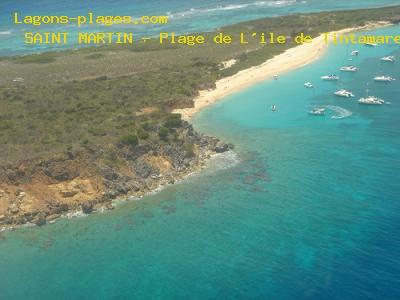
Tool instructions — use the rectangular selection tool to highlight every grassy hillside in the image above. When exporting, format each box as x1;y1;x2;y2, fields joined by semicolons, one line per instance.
1;6;400;163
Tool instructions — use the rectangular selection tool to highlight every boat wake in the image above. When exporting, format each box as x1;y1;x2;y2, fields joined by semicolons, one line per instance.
324;105;353;119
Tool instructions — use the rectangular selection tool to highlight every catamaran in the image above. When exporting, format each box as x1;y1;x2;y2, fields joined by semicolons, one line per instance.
334;89;355;98
374;75;396;82
358;85;384;105
380;56;395;62
340;65;358;72
321;75;340;81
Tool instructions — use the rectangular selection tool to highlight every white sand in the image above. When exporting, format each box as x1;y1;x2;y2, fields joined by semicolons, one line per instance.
174;22;390;120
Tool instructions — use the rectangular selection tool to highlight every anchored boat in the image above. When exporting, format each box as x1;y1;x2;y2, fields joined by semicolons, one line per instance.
374;75;396;82
340;65;358;72
321;75;340;81
380;56;395;62
304;82;313;88
334;89;355;98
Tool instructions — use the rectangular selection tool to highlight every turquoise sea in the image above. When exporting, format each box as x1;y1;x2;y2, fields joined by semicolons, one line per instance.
1;24;399;298
0;0;400;55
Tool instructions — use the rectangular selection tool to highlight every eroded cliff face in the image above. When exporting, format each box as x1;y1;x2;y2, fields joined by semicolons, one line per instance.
0;122;232;227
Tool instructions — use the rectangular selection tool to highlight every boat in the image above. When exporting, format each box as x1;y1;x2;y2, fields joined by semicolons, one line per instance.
358;96;385;105
380;56;395;62
273;74;278;80
340;65;358;72
358;85;384;105
271;104;277;112
334;89;355;98
308;108;325;116
351;50;359;56
365;42;378;47
304;82;313;88
374;76;396;82
321;75;340;81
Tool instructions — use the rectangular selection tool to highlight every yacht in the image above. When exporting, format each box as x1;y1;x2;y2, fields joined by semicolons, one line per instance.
358;96;385;105
358;85;384;105
321;75;340;81
334;89;355;98
304;82;313;88
340;65;358;72
351;50;359;56
374;76;396;82
308;108;325;116
380;56;395;62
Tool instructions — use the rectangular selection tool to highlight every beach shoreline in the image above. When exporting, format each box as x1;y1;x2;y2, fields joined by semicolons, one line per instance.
174;22;391;121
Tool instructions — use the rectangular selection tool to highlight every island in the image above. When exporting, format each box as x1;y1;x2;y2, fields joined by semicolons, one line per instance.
1;5;400;228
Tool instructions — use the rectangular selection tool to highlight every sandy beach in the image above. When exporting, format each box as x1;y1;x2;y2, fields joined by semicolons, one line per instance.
174;22;390;120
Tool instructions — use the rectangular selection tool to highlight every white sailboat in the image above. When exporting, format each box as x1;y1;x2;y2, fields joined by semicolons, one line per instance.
358;85;384;105
374;75;396;82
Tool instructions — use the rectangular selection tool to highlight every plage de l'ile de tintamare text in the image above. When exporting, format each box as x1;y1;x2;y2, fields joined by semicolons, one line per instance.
13;12;400;46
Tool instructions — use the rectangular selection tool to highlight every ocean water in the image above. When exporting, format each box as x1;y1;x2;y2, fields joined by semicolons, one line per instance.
1;26;399;299
0;0;399;55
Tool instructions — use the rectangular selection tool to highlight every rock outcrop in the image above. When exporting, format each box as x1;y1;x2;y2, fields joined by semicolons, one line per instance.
0;121;232;227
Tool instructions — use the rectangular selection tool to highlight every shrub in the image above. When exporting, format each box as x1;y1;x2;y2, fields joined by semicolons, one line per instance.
158;126;169;140
120;133;138;146
164;113;182;128
137;128;150;140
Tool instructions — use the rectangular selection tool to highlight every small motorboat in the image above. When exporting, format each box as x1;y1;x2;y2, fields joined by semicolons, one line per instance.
381;56;395;62
340;66;358;72
334;89;355;98
308;108;325;116
351;50;359;56
273;75;278;80
304;82;313;88
365;42;378;47
321;75;340;81
271;104;277;112
374;76;396;82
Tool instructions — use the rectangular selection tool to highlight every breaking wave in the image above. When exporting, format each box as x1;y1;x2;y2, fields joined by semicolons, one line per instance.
166;0;302;19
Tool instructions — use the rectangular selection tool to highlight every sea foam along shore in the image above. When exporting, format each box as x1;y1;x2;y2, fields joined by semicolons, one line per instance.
174;22;391;121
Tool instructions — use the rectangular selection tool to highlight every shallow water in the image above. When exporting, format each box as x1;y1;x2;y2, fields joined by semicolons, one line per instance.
1;26;399;299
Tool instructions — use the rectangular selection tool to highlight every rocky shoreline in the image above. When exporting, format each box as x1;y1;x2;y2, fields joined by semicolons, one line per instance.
0;121;232;230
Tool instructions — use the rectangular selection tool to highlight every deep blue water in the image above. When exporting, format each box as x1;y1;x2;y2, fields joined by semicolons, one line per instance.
0;25;399;299
0;0;400;55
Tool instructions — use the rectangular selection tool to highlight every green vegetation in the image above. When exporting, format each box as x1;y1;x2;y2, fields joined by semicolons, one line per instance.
158;127;169;141
120;133;139;147
1;5;400;163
